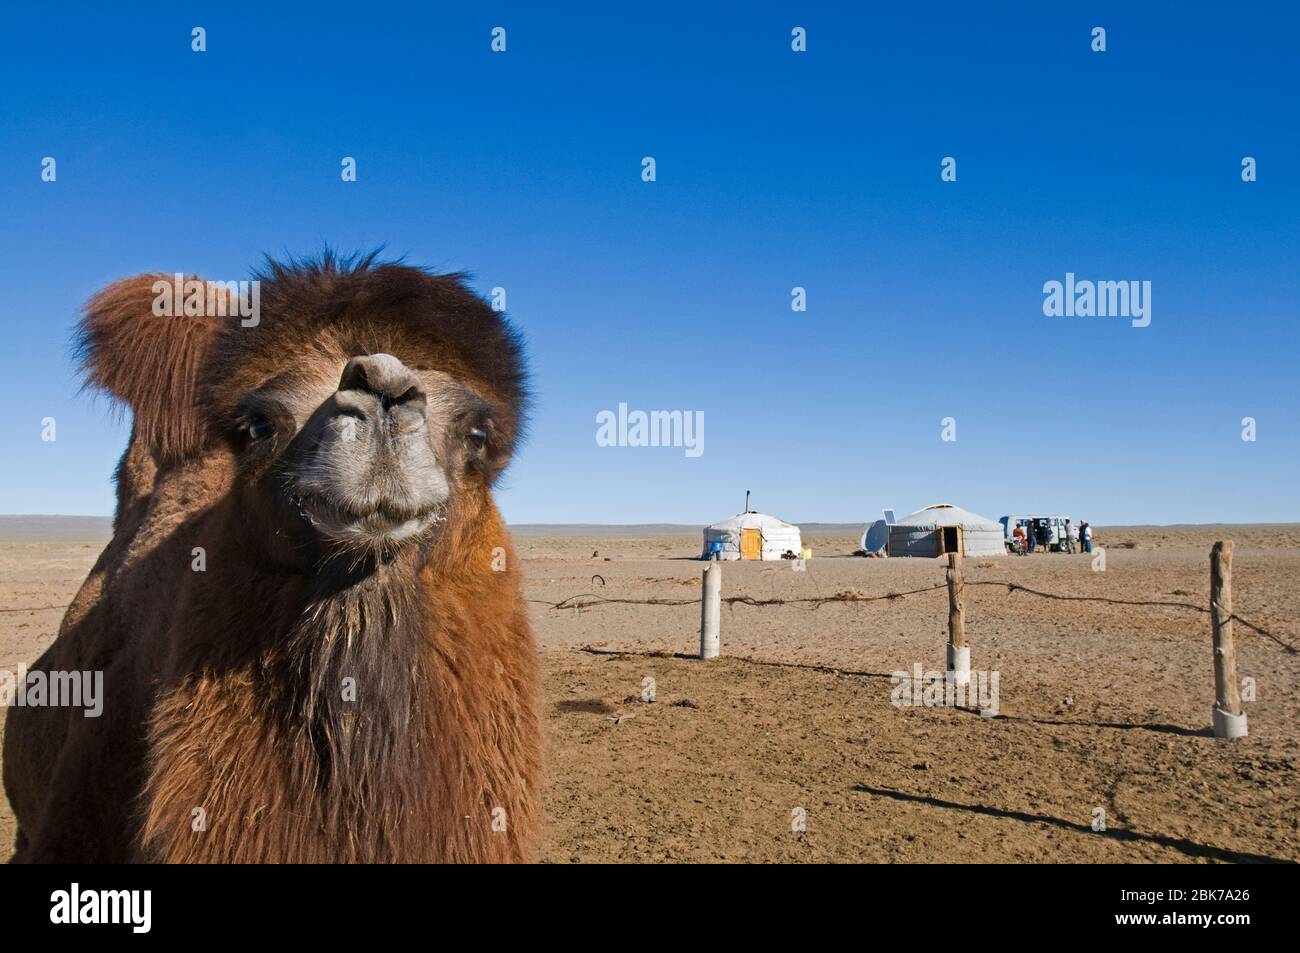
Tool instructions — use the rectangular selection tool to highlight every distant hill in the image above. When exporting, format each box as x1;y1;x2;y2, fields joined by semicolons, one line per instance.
510;523;867;537
0;517;863;542
511;523;698;537
0;515;114;541
2;516;1291;542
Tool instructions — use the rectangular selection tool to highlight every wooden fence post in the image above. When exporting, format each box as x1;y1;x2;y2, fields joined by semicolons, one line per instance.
946;553;970;687
1210;541;1247;738
700;561;721;659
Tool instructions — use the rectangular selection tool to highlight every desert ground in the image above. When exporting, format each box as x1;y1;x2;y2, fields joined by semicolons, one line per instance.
2;519;1297;863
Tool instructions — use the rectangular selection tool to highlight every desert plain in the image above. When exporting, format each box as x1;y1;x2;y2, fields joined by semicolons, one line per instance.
2;518;1297;863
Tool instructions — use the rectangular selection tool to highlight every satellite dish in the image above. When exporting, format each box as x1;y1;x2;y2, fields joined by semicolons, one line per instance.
862;519;888;554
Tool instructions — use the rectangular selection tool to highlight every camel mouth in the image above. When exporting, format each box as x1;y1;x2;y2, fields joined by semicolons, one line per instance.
288;492;443;547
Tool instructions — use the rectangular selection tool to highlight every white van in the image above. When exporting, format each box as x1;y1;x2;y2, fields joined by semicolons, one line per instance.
1000;515;1076;552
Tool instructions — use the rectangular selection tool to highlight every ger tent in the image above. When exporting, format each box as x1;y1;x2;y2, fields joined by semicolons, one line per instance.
701;512;802;561
887;503;1006;558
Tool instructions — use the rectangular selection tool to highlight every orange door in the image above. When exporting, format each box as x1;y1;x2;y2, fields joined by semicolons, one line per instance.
740;528;763;560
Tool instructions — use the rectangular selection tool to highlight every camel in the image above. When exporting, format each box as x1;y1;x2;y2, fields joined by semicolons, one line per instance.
3;252;542;863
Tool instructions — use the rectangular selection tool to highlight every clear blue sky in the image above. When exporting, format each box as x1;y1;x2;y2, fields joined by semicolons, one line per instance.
1;2;1296;525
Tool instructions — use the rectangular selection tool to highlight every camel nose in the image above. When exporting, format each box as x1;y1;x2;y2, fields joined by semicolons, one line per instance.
336;354;427;428
339;354;424;405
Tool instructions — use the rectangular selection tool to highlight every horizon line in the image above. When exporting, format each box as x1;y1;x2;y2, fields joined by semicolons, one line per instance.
1;515;1297;530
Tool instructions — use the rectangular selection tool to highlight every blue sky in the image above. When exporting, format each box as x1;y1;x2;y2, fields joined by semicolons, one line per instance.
1;2;1296;525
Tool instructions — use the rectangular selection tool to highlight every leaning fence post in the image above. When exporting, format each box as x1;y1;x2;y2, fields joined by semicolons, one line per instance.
1210;541;1247;739
946;553;969;687
700;561;721;659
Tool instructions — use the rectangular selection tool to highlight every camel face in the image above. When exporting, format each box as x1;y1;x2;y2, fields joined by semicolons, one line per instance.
237;350;499;552
192;255;528;567
286;353;451;548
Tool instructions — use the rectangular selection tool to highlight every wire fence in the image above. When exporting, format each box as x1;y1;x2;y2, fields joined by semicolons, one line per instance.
6;570;1293;653
529;578;1296;654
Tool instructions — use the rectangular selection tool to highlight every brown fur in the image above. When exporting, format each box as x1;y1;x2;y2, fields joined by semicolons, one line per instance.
4;252;541;863
75;274;224;464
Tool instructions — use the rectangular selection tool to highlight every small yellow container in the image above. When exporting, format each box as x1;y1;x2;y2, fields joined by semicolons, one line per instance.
801;547;812;561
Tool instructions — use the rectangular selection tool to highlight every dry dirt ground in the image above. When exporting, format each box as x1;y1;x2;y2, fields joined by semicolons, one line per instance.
3;523;1298;863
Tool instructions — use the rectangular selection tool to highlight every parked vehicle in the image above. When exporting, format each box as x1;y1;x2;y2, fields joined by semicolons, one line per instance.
999;515;1076;553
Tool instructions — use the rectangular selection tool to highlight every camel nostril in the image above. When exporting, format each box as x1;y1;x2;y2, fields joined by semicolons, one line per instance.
382;385;424;412
338;359;371;394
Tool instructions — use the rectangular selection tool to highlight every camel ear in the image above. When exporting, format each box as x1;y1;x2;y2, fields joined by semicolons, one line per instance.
76;274;223;463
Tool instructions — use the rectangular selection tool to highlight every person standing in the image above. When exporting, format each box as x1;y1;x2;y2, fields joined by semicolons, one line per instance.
1064;519;1075;554
1027;520;1036;553
1080;521;1092;554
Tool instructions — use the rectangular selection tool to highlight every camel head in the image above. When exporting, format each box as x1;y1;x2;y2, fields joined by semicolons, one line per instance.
77;252;527;570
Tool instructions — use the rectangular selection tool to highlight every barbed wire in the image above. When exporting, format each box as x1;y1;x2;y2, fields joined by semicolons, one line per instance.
968;581;1295;653
532;579;1297;653
530;583;949;613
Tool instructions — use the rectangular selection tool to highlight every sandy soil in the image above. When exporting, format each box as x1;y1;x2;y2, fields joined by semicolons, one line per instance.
3;524;1298;863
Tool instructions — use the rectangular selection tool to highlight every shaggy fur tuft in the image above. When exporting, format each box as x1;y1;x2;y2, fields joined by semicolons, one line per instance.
75;275;223;463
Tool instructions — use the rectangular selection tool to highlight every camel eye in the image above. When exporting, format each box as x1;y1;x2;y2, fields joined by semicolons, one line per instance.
467;427;488;451
246;417;275;442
